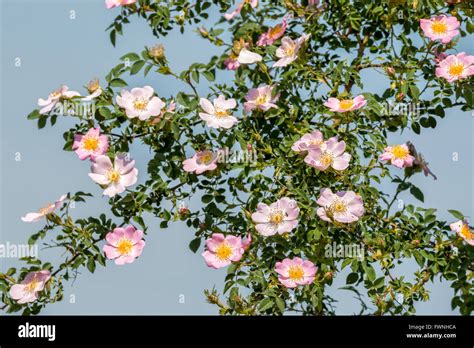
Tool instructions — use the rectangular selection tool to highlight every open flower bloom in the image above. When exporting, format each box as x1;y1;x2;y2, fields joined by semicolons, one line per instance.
21;194;67;223
324;95;367;113
82;79;103;101
151;100;176;124
116;86;165;121
183;150;218;174
316;188;364;223
379;143;415;168
73;127;109;160
224;0;258;20
244;85;279;112
251;197;299;236
291;130;326;153
237;48;262;64
199;96;238;129
304;137;351;171
202;233;247;269
420;15;460;43
435;52;474;83
9;270;51;304
450;220;474;246
273;34;310;68
38;85;80;114
105;0;136;9
257;16;288;46
275;257;317;288
103;225;145;265
89;155;138;197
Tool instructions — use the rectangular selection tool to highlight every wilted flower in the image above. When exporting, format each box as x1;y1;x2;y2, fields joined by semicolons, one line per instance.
304;136;351;171
273;34;310;68
420;15;460;44
148;44;166;63
183;150;219;174
73;127;109;161
21;194;67;223
251;197;299;236
82;78;102;101
88;154;138;197
275;257;317;288
379;143;415;168
257;16;288;46
199;95;238;129
38;85;80;114
316;188;364;223
116;86;165;120
243;85;279;112
9;270;51;304
103;225;146;265
224;55;240;70
435;52;474;83
202;233;247;269
324;95;367;113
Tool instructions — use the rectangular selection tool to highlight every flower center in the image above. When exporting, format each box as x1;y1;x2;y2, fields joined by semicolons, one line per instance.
320;152;334;166
284;44;296;57
269;24;283;38
133;99;149;111
269;210;284;224
24;279;39;294
215;243;233;261
339;99;354;111
83;136;99;152
214;107;229;118
310;139;323;146
288;265;304;281
49;91;61;99
460;224;474;240
197;151;214;165
256;94;268;105
330;199;347;215
448;63;464;77
38;204;53;215
392;145;409;159
116;238;134;255
107;170;121;183
431;21;448;35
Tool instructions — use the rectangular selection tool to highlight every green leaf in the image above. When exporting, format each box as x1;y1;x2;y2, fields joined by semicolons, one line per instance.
365;265;376;282
346;272;359;284
447;210;464;220
87;258;96;273
258;297;274;312
189;237;201;253
130;60;146;75
410;186;424;202
27;110;41;120
109;78;128;88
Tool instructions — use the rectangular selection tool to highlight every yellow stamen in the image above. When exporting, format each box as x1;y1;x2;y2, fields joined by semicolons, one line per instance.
460;224;474;240
330;200;347;215
269;211;284;224
431;21;448;35
448;63;464;77
83;136;99;152
134;99;148;111
339;99;354;111
215;243;233;261
320;152;334;167
116;239;133;255
197;151;214;165
24;279;39;293
391;145;410;159
288;265;304;281
214;107;229;118
107;170;121;183
38;204;53;215
49;91;61;99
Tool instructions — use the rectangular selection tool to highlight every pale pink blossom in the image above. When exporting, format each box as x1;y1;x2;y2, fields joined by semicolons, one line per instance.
72;127;109;161
182;150;218;175
291;130;326;153
275;257;317;288
324;95;367;113
435;52;474;83
103;225;145;265
224;0;258;21
224;56;240;70
304;136;351;171
38;85;80;114
420;15;460;44
116;86;165;121
257;16;288;46
379;143;415;168
243;85;279;113
9;270;51;304
316;188;364;224
105;0;136;9
199;96;238;129
21;194;67;223
450;220;474;246
237;48;262;64
251;197;299;236
273;34;310;68
88;154;138;197
202;233;246;269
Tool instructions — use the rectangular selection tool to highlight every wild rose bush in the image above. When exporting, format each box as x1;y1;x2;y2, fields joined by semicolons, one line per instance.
1;0;473;315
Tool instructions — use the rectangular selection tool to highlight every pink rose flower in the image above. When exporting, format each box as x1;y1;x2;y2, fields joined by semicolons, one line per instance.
435;52;474;83
291;130;326;153
316;188;364;224
224;56;240;70
324;95;367;113
38;85;80;115
251;197;299;236
224;0;258;21
304;136;351;171
199;95;238;129
273;34;310;68
420;15;460;44
88;154;138;197
275;257;317;288
103;225;146;265
21;194;67;223
182;150;219;175
379;143;415;169
257;16;288;46
243;85;279;113
450;220;474;246
202;233;246;269
116;86;165;121
9;270;51;304
105;0;136;9
72;127;109;161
